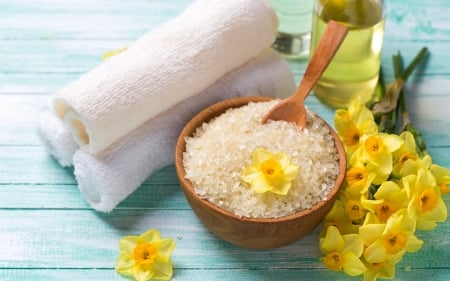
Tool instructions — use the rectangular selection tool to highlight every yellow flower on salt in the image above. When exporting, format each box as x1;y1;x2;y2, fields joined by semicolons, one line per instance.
361;181;407;223
241;148;299;195
360;209;423;263
320;226;367;276
116;229;176;281
403;168;448;230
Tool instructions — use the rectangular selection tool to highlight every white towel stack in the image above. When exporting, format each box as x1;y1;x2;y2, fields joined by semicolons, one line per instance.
38;0;296;212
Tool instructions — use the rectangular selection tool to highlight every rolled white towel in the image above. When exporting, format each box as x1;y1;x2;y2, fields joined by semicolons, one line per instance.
53;0;278;155
37;105;78;167
73;49;295;212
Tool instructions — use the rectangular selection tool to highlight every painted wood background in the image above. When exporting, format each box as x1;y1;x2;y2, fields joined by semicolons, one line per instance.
0;0;448;280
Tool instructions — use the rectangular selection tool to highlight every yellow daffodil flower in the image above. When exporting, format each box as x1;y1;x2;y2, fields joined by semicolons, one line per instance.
335;97;378;157
350;147;389;185
362;209;423;263
241;148;298;195
392;131;419;176
430;164;450;195
345;165;377;196
320;226;367;276
324;75;449;280
339;189;366;224
362;256;400;281
352;133;403;185
116;229;176;281
398;154;432;178
403;168;448;230
361;181;407;223
322;200;359;236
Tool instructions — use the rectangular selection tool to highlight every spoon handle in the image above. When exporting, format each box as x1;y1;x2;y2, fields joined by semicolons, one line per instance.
294;20;349;102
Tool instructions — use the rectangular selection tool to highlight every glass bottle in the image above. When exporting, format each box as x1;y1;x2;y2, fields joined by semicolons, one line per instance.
270;0;314;59
310;0;385;107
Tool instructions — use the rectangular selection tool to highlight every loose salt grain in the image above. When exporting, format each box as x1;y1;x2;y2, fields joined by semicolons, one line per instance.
183;100;340;218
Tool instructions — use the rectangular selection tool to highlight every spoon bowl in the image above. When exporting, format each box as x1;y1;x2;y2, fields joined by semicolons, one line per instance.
262;20;349;127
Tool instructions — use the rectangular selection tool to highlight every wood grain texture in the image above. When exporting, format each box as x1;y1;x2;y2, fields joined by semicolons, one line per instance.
0;0;449;280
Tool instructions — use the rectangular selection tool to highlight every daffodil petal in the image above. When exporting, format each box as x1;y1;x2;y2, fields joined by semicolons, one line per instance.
416;218;437;230
342;234;364;257
140;229;162;242
155;239;176;258
375;181;400;199
119;236;138;253
252;177;271;193
342;252;367;276
363;269;380;281
253;148;270;164
361;198;383;213
382;134;404;153
359;223;385;246
151;260;174;281
115;255;135;272
321;226;344;252
133;265;153;281
364;240;387;263
422;197;447;222
406;234;423;253
241;167;262;183
283;164;299;181
371;153;393;176
271;182;291;195
417;169;437;192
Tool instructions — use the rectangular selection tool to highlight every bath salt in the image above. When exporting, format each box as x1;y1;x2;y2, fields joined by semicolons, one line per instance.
183;100;340;218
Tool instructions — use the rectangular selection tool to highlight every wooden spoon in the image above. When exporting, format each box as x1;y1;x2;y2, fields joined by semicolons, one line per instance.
261;20;349;128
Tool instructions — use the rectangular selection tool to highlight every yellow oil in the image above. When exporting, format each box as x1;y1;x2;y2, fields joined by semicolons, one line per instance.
310;0;384;107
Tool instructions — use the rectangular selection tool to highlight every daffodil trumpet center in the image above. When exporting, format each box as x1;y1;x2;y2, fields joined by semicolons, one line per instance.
343;126;361;148
365;136;384;156
323;252;344;271
345;200;365;221
375;202;398;223
384;233;407;255
133;242;158;265
398;152;417;167
346;167;367;187
260;159;282;179
419;188;438;212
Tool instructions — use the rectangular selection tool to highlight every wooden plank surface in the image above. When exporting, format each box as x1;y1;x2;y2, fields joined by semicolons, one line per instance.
0;0;449;280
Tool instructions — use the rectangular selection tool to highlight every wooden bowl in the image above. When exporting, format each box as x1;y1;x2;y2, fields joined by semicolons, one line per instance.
175;96;346;249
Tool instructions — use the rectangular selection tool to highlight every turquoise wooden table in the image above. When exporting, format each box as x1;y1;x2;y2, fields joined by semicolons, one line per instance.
0;0;449;280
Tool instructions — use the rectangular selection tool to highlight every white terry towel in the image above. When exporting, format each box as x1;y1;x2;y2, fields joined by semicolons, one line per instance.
37;104;78;167
73;49;296;212
53;0;278;155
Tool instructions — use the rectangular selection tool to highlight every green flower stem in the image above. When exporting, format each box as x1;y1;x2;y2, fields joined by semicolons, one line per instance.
394;48;430;156
400;47;429;82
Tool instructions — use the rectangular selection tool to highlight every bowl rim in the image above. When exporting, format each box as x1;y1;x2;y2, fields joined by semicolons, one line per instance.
175;96;346;223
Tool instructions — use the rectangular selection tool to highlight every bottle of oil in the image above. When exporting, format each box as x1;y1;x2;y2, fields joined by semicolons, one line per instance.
270;0;314;59
310;0;385;107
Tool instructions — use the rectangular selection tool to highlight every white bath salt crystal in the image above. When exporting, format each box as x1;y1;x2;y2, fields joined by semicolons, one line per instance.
183;101;340;218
